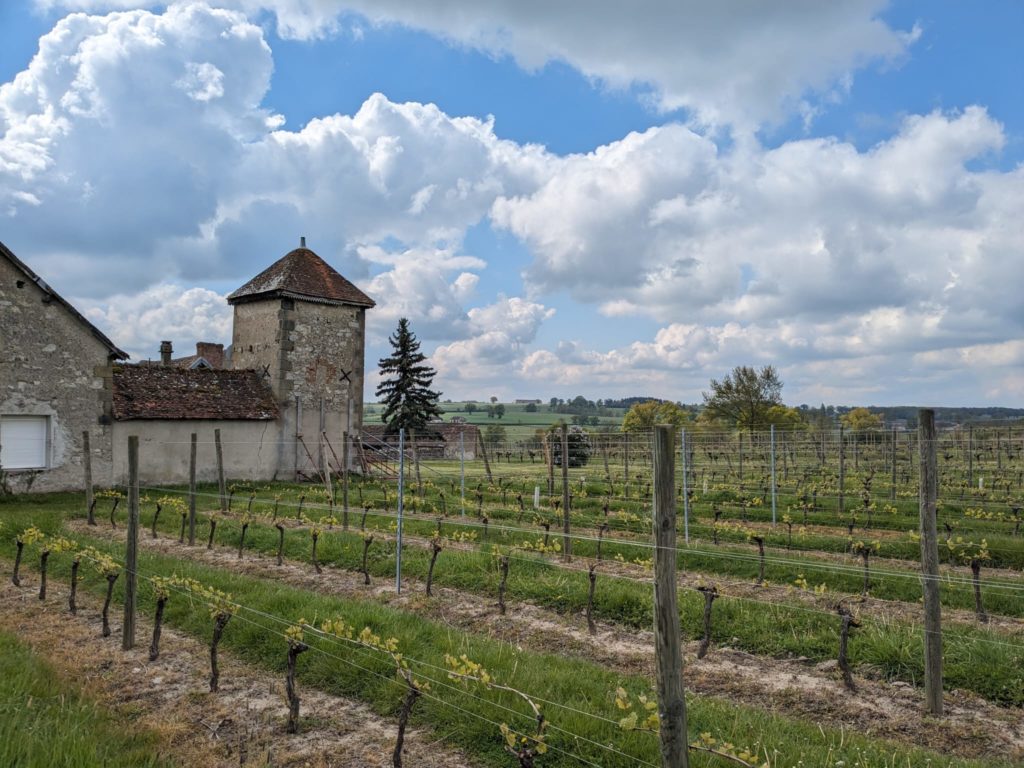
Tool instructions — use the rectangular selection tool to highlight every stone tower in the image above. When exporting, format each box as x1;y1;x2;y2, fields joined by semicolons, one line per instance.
227;239;374;478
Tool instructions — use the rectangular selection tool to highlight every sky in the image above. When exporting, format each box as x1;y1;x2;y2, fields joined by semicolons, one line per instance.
1;1;1022;407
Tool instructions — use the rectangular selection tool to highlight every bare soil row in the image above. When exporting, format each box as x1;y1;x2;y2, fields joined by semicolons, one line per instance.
0;576;475;768
73;522;1024;763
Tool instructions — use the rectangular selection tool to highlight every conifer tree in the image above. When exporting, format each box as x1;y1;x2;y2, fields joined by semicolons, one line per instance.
376;318;442;434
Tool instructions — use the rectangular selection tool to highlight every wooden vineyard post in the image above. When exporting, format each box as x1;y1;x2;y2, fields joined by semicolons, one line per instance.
122;436;139;651
546;432;554;496
342;431;350;530
321;432;333;506
907;431;914;487
891;426;898;501
838;425;846;517
967;423;974;489
477;428;493;484
188;432;197;545
215;428;227;512
561;422;571;560
737;431;743;489
460;428;466;516
395;428;405;594
770;424;777;526
918;408;943;716
652;424;688;767
83;430;95;525
623;431;630;498
680;429;689;544
411;429;422;497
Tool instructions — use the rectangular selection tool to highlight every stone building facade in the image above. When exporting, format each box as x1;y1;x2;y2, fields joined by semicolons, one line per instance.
0;239;373;490
227;241;373;480
0;242;127;493
109;365;280;485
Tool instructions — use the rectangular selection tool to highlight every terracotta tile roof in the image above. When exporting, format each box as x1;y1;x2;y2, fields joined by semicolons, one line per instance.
112;365;278;421
227;247;375;308
1;239;129;360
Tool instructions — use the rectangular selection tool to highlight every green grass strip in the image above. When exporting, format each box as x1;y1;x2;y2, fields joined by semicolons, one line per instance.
0;630;171;768
50;535;1015;768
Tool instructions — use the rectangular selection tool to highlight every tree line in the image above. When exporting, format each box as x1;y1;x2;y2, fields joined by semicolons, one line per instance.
373;319;1016;439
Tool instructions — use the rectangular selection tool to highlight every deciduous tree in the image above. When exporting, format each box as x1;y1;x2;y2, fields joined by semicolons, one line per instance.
702;365;783;430
622;400;690;432
484;424;507;448
840;407;884;431
764;404;807;430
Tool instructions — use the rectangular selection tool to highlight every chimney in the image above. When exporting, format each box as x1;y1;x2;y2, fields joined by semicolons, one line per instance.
159;340;173;366
300;236;306;248
195;342;225;369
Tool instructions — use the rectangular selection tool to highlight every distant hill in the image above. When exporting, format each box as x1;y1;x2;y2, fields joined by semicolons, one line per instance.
601;396;672;409
794;403;1024;427
856;406;1024;426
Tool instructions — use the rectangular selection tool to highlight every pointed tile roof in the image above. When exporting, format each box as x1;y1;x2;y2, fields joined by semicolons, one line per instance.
227;246;375;308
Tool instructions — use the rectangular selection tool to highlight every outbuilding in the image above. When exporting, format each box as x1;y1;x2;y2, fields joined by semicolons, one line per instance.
0;238;373;491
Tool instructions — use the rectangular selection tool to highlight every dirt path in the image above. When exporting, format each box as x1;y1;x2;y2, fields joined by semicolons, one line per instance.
0;576;475;768
72;521;1024;763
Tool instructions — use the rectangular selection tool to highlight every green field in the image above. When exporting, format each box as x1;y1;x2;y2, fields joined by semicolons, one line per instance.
362;400;627;440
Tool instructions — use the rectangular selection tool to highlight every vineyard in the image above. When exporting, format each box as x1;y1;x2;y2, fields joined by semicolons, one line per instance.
2;420;1022;767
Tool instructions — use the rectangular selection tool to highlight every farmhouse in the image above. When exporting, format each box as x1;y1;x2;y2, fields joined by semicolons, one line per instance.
0;239;373;492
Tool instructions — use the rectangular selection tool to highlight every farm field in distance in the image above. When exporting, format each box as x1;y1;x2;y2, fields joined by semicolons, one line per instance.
363;400;629;441
2;423;1022;767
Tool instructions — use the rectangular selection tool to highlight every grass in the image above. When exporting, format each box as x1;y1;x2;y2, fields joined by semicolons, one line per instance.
123;502;1024;707
10;492;1024;708
0;630;171;768
1;483;1021;767
10;536;1013;768
197;474;1024;619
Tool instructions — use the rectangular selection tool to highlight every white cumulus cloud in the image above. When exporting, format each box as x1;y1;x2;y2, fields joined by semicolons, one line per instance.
79;283;233;361
37;0;917;127
6;2;1022;405
493;107;1023;369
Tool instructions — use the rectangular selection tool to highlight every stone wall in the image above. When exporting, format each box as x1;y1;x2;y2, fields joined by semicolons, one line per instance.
289;301;366;477
231;297;367;479
230;300;285;392
111;420;282;487
0;256;115;492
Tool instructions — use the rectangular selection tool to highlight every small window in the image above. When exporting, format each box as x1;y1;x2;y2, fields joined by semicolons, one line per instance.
0;415;49;470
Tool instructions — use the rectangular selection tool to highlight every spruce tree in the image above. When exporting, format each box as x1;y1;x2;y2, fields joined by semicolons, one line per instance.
376;318;443;434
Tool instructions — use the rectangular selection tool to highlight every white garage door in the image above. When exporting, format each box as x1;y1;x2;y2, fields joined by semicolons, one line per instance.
0;416;49;470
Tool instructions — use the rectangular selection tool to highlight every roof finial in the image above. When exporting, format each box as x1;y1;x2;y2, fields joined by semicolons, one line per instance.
300;236;306;248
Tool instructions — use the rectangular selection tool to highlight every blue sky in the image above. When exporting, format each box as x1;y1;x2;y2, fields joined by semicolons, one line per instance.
1;1;1021;406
